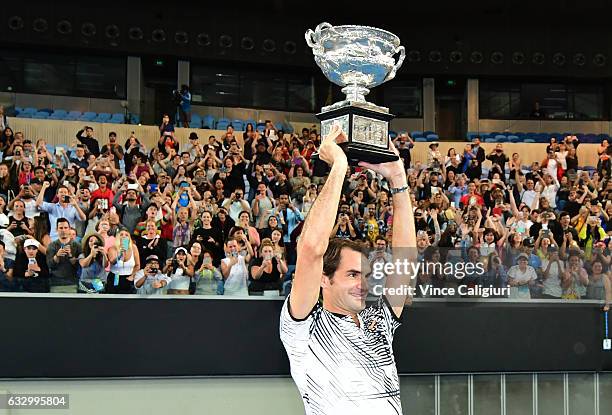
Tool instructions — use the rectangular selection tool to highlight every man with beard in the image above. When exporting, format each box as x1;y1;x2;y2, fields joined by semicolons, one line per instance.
74;187;92;238
113;182;151;234
100;132;124;169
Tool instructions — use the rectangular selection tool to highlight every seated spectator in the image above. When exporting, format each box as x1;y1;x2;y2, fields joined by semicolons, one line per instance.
78;233;108;294
134;255;171;295
15;238;50;292
0;240;15;291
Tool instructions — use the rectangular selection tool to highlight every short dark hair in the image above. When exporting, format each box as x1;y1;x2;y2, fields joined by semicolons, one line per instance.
56;217;70;227
322;238;368;279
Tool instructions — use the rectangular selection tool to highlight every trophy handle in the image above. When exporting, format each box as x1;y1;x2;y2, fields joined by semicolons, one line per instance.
305;22;334;48
385;45;406;82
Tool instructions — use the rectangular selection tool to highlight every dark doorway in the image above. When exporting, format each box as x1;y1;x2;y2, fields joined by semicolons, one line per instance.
142;56;178;126
435;78;467;140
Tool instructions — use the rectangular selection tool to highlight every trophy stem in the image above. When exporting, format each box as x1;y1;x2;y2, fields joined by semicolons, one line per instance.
341;84;370;103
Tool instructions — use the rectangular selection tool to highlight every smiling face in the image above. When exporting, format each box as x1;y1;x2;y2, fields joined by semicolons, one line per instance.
321;247;370;314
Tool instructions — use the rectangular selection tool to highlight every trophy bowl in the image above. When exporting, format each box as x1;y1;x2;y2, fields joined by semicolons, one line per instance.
305;22;405;106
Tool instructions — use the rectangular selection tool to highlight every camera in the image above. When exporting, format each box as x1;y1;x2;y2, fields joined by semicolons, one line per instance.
63;196;71;203
149;267;159;274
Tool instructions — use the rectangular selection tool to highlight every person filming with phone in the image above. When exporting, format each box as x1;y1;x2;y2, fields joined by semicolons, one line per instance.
46;218;82;293
36;182;86;240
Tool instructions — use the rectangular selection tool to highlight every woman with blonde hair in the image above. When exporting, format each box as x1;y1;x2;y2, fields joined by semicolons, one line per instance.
107;227;140;294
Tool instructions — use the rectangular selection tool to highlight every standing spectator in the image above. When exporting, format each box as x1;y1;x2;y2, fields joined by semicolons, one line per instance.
249;239;288;295
507;253;537;299
176;84;191;128
393;133;414;168
113;182;150;233
220;237;250;296
100;132;124;170
107;227;140;294
46;218;82;293
222;189;251;222
164;247;194;295
486;144;509;172
194;249;223;295
36;182;86;239
75;126;100;157
77;233;108;294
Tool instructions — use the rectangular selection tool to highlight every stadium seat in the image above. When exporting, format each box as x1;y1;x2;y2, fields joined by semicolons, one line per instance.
524;139;535;143
16;113;32;118
68;110;82;118
426;134;439;141
14;106;23;114
415;137;427;142
507;135;519;142
22;107;37;115
494;135;507;141
256;123;266;133
129;114;141;125
65;114;79;121
202;115;216;129
107;119;122;124
216;120;230;131
97;113;111;122
410;131;423;138
32;112;49;119
389;131;398;139
466;131;479;141
232;120;244;131
191;114;202;128
53;109;68;117
423;131;435;137
484;138;496;143
81;112;97;121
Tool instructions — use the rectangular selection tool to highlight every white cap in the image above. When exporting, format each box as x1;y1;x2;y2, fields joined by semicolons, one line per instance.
24;239;40;249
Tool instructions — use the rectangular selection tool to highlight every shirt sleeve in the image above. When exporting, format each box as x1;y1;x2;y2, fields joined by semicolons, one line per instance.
279;295;318;351
378;296;402;339
39;202;53;213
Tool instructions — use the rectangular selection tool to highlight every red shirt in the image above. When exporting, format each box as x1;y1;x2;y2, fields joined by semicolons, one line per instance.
91;187;114;208
460;192;484;207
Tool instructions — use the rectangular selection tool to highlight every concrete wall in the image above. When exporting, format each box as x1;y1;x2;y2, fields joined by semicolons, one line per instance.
478;119;612;135
0;92;124;114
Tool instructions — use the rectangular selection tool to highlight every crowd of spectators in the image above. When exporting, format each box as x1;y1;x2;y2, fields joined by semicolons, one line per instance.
0;113;610;306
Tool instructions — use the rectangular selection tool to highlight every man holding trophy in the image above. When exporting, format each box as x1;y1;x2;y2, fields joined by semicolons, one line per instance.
280;23;416;414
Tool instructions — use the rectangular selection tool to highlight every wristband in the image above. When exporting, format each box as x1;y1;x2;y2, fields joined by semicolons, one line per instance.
390;185;409;195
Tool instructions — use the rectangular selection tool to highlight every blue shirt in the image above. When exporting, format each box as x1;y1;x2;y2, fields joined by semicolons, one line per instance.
447;185;468;206
39;202;82;239
281;207;303;243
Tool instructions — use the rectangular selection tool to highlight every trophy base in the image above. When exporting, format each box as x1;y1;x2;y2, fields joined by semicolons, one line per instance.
315;104;398;166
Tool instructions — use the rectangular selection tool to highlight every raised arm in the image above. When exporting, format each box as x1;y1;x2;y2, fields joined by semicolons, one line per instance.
359;142;415;317
290;125;348;319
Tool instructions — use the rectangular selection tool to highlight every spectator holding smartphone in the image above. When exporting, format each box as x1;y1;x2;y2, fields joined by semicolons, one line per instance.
36;182;86;239
134;255;170;295
15;238;50;292
46;218;82;293
78;233;108;294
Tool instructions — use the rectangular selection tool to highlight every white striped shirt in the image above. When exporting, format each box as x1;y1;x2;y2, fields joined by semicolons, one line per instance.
280;295;402;415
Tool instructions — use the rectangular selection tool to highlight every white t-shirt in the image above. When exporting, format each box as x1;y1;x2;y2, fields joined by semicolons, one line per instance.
221;255;249;296
280;296;402;415
520;189;537;208
541;259;564;298
507;265;537;299
541;184;560;208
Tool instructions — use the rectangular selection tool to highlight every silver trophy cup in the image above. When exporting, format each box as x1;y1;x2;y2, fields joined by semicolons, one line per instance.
305;22;405;165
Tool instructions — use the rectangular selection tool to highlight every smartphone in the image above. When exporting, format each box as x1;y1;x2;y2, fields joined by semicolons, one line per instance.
149;183;158;193
121;238;129;251
450;201;456;209
28;258;37;265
